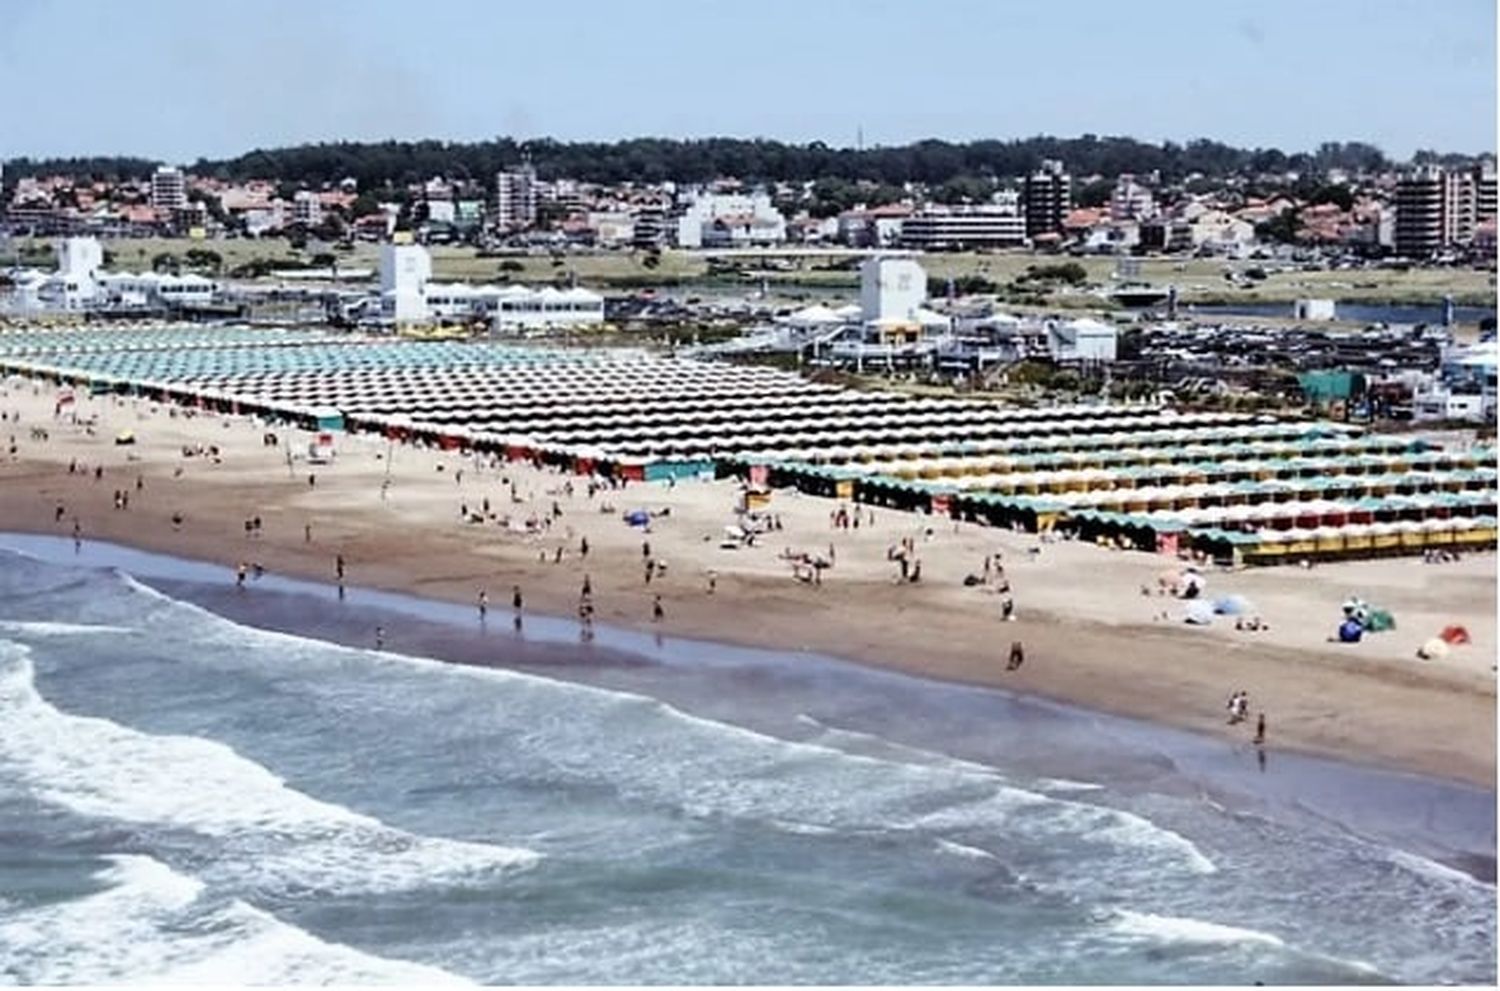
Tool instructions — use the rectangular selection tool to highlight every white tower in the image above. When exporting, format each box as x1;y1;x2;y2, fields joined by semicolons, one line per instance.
859;255;927;324
380;243;432;325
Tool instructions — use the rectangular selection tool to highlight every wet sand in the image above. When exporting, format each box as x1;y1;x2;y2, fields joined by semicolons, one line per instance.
0;381;1494;788
4;532;1494;885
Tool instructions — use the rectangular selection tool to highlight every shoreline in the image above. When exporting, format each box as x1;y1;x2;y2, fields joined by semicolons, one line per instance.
0;383;1494;790
6;531;1496;886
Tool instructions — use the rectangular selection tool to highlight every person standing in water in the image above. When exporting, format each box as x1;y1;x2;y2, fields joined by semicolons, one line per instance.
375;626;385;650
477;589;488;621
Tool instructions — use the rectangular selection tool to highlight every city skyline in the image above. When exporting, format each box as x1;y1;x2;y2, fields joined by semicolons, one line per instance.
0;0;1494;164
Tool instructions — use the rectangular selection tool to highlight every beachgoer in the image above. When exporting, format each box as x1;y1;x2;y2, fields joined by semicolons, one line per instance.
478;589;488;620
580;536;589;559
652;594;664;623
582;574;592;598
1254;713;1266;747
236;563;247;588
512;585;523;611
335;554;345;581
1006;641;1025;671
707;570;717;594
375;626;385;650
304;523;312;543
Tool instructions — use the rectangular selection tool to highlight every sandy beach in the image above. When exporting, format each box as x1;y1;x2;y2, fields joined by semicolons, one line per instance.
1;378;1494;788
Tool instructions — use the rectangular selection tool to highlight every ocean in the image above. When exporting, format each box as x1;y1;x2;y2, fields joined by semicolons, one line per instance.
0;537;1493;985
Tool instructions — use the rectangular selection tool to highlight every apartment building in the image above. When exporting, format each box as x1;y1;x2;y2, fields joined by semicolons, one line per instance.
1023;159;1071;238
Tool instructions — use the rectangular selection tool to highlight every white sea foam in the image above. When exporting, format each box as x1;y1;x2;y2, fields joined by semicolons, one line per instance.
0;854;471;985
0;642;539;899
934;838;1001;862
1107;909;1286;948
1033;776;1105;793
1389;849;1496;890
0;620;135;637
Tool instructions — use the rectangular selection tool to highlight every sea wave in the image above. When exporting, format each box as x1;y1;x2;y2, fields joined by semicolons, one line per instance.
0;620;136;637
0;641;540;899
0;854;471;985
79;590;1220;890
1107;908;1286;948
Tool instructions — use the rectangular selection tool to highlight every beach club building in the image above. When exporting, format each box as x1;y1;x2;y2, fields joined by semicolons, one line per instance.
378;243;603;332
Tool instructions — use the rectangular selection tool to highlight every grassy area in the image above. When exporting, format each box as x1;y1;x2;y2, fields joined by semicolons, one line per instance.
92;239;1495;309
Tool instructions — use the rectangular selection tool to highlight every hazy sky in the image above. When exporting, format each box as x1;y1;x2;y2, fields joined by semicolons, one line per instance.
2;0;1493;162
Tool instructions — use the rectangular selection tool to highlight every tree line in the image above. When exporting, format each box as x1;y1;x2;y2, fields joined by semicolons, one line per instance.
5;136;1465;191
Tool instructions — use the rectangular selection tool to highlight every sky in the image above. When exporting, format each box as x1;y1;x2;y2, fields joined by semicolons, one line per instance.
1;0;1494;163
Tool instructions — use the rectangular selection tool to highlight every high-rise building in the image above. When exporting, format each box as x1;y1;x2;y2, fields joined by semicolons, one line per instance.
1023;160;1070;238
1473;159;1497;225
150;166;186;213
495;164;538;231
1394;165;1481;257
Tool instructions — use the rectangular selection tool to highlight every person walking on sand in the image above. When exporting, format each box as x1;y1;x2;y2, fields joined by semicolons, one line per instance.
581;574;592;598
335;554;345;582
1254;713;1266;747
652;594;664;623
580;535;590;559
707;570;717;595
1006;641;1025;671
304;523;312;543
512;585;523;612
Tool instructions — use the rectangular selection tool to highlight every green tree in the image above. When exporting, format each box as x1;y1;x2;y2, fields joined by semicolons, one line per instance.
182;247;222;274
1255;207;1302;244
1074;178;1114;208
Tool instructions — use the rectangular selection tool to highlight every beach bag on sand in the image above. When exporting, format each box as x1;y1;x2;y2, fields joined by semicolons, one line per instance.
1365;609;1396;633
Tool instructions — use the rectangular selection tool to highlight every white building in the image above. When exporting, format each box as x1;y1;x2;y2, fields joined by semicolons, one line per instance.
46;237;104;309
1109;174;1156;222
898;205;1026;250
1047;317;1117;362
675;191;786;248
380;243;434;325
374;241;602;331
860;256;927;325
151;166;186;213
101;272;218;308
292;190;322;227
496;165;538;231
492;285;605;332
